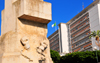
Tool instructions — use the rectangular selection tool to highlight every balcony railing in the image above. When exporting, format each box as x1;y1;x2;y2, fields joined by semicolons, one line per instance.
51;44;59;50
72;42;92;52
73;44;92;52
72;31;90;42
71;28;90;40
70;12;88;26
71;22;89;35
72;39;91;49
82;45;92;51
49;33;59;40
70;17;89;30
71;25;90;37
72;35;90;44
79;48;84;52
50;37;59;44
50;40;59;47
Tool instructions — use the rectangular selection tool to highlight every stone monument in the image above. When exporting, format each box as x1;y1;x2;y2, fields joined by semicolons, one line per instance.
0;0;53;63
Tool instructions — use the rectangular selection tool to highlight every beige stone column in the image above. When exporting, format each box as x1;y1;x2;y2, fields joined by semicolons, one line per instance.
0;0;53;63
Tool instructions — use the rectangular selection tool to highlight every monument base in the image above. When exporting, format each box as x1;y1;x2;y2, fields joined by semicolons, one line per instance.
0;0;53;63
0;31;53;63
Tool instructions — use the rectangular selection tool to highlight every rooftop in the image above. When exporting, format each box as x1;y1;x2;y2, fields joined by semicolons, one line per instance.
48;30;58;39
66;0;100;25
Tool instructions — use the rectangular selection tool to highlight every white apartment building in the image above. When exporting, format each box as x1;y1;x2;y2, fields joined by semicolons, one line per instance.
48;0;100;54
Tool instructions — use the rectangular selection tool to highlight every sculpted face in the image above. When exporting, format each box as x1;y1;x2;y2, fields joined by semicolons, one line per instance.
21;36;30;50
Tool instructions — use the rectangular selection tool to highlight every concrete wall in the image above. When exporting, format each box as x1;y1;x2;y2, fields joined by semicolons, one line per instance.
59;23;69;53
1;0;51;35
88;3;100;50
1;0;16;35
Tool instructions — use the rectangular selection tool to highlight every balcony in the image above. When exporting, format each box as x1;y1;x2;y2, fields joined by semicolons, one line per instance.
49;33;59;40
70;12;88;26
73;48;81;52
71;28;90;40
82;45;92;51
72;39;91;50
71;22;89;35
72;35;90;44
70;17;89;31
79;48;84;52
50;40;59;47
73;45;92;51
83;43;92;48
51;43;59;50
71;31;90;42
71;25;90;38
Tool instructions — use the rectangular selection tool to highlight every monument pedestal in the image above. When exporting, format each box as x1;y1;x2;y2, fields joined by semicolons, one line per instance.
0;0;53;63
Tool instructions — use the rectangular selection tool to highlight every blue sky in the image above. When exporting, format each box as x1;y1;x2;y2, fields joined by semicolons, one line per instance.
0;0;94;37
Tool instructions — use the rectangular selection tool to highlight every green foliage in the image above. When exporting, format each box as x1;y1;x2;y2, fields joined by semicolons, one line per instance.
60;51;100;63
50;50;60;63
89;30;100;38
89;30;100;50
50;50;100;63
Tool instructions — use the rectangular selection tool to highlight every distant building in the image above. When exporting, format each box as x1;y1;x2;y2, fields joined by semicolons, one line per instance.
48;30;60;52
48;0;100;54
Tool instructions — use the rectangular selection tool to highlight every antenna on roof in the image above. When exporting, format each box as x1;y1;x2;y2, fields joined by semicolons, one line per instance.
82;2;84;10
93;0;95;1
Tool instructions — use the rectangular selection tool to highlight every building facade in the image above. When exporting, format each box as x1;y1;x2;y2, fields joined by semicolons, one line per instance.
48;30;60;52
48;0;100;53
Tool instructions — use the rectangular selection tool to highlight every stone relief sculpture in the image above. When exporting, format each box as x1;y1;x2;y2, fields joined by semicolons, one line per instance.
0;0;53;62
20;36;30;50
20;36;33;62
36;40;48;61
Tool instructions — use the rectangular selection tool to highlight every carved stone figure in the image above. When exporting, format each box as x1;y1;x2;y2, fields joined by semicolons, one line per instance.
36;40;48;63
20;36;30;50
0;0;53;63
40;41;48;52
20;36;33;62
37;41;48;56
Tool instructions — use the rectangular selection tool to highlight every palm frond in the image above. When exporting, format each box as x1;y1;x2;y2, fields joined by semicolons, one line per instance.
97;30;100;37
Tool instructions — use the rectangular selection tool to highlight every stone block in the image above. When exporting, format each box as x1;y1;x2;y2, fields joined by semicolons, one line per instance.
15;0;52;24
0;0;53;63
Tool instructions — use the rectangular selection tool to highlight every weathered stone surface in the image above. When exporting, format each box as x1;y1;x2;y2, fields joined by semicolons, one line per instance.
17;0;51;23
0;0;53;63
